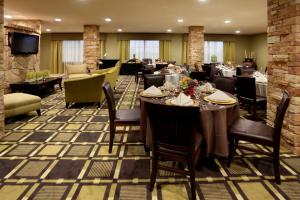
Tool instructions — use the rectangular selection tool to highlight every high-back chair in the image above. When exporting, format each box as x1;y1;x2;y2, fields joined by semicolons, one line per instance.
236;76;266;115
227;90;290;184
143;74;165;90
214;76;236;94
102;82;141;153
145;102;203;200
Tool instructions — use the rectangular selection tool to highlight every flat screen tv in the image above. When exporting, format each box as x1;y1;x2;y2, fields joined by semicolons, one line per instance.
9;32;39;54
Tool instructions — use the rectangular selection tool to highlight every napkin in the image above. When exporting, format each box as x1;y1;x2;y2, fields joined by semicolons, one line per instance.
207;90;234;102
200;82;214;92
163;81;177;90
168;64;175;67
172;93;193;106
153;71;161;75
143;85;163;96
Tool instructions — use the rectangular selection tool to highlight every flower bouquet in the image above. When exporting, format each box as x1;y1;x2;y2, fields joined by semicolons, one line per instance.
179;76;200;96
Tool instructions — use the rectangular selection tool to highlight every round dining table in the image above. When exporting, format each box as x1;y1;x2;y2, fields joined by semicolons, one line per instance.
139;91;240;157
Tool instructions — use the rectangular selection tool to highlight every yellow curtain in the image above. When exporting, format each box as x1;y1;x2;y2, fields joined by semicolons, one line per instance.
182;40;188;64
159;40;171;61
118;40;130;63
51;41;63;74
223;41;236;64
99;40;105;59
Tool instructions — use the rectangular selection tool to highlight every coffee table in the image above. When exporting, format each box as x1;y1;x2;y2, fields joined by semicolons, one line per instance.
10;77;62;97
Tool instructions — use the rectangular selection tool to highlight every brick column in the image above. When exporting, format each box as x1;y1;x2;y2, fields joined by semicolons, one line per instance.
188;26;204;69
83;25;100;70
0;0;4;136
267;0;300;155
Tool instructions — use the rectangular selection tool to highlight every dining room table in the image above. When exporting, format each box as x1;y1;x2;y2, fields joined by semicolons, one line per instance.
139;88;240;158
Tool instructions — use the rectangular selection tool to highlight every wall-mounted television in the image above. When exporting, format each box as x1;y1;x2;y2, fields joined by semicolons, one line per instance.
8;32;39;55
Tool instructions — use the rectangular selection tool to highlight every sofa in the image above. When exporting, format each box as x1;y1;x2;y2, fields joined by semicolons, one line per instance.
65;63;90;79
64;66;120;108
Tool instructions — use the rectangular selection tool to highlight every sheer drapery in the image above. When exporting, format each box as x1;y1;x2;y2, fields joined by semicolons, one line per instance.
119;40;130;63
51;40;63;74
182;40;188;64
223;41;236;64
62;40;84;65
204;41;224;63
129;40;159;62
99;40;106;59
159;40;171;61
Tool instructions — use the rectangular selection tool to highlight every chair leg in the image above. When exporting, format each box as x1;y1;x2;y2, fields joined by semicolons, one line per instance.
36;109;41;116
109;125;115;153
227;136;235;168
149;154;158;191
188;161;196;200
274;156;281;184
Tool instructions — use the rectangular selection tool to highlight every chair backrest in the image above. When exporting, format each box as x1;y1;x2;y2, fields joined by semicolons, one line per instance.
145;102;200;153
214;77;236;94
144;74;165;89
190;71;207;81
209;65;220;82
202;64;211;77
102;82;116;122
273;90;290;152
155;63;168;71
236;76;256;100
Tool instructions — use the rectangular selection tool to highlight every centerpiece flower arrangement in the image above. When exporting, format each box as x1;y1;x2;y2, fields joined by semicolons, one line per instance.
179;76;200;96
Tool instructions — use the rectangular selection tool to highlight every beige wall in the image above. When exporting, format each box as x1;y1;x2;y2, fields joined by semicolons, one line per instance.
40;32;267;72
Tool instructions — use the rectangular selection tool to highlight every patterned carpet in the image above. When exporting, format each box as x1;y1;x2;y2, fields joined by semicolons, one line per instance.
1;76;300;200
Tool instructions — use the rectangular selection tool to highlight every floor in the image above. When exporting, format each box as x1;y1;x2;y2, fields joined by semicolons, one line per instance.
1;76;299;200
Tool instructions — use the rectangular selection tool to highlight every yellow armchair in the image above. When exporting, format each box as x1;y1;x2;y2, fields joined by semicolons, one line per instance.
64;74;106;108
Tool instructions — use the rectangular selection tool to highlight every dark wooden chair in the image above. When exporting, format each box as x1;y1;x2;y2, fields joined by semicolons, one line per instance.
145;102;203;200
143;74;165;90
227;90;290;184
102;82;141;153
208;65;222;82
236;76;266;115
189;71;207;81
155;63;168;71
214;76;236;94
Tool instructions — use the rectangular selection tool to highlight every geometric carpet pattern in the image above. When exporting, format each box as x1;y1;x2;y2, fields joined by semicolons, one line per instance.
1;76;300;200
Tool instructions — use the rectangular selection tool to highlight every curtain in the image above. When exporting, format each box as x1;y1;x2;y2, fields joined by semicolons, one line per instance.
204;41;224;63
62;40;84;64
159;40;171;61
182;40;188;64
99;40;105;59
51;41;63;74
223;41;236;64
119;40;130;63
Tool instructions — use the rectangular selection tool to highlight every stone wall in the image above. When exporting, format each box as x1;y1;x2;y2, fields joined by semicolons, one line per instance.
2;20;41;93
83;25;100;70
0;0;4;136
267;0;300;155
188;26;204;69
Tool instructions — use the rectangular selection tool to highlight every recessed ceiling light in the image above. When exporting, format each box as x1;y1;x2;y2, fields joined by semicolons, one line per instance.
177;19;184;23
4;15;13;19
167;29;172;32
224;20;231;24
235;30;241;34
54;18;62;22
46;29;52;32
105;18;112;22
117;28;123;32
198;0;207;2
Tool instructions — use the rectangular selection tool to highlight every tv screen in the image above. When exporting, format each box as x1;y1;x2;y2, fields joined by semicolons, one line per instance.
9;32;39;54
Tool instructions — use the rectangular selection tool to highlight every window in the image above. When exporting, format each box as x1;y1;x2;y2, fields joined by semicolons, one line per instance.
62;40;84;64
129;40;159;61
204;41;224;63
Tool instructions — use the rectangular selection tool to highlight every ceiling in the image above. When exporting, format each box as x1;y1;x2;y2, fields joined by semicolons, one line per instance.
4;0;267;34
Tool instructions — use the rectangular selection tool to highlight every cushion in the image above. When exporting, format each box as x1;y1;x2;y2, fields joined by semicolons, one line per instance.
66;64;87;75
4;93;41;110
68;74;91;79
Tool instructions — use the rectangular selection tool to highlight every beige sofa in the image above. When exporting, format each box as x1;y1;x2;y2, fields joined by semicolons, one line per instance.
65;64;90;79
4;93;41;118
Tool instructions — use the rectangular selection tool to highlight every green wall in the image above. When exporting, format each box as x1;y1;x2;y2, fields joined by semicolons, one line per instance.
40;32;267;72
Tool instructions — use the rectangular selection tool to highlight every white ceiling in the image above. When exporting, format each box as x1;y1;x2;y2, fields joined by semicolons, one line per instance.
4;0;267;34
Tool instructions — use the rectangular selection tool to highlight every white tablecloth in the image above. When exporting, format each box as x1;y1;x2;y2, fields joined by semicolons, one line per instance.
256;82;267;97
222;69;236;77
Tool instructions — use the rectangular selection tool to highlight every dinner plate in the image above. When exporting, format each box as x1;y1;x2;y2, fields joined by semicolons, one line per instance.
165;99;199;106
140;92;166;98
203;96;237;105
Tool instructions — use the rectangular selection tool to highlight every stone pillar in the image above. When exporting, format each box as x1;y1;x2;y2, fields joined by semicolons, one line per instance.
267;0;300;155
83;25;100;70
188;26;204;69
0;0;4;137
